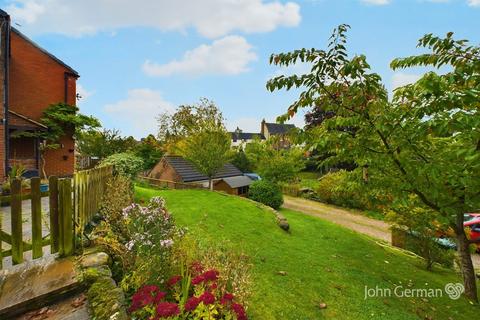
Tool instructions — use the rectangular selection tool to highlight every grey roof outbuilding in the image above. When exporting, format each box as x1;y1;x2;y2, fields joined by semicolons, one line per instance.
164;156;243;182
220;176;253;188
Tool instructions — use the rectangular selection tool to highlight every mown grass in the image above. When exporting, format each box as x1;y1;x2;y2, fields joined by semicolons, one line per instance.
135;186;479;320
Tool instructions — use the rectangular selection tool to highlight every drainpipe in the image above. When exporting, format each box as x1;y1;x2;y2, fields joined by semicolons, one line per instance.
3;15;10;177
64;72;68;103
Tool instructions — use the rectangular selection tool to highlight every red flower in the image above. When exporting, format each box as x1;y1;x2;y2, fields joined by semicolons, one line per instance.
199;291;215;305
129;285;160;312
203;269;218;282
184;296;201;312
220;293;234;305
232;303;247;320
209;283;218;291
191;274;205;285
156;302;179;318
154;291;167;303
191;261;204;275
167;275;182;287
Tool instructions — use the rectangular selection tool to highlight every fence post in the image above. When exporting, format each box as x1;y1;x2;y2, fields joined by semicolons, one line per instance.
11;178;23;265
31;177;43;259
49;176;59;253
58;178;74;256
0;193;2;269
63;178;74;256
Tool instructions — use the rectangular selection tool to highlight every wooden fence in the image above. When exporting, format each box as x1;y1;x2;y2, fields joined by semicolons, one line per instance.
137;176;207;190
73;166;113;238
0;165;113;269
281;185;301;197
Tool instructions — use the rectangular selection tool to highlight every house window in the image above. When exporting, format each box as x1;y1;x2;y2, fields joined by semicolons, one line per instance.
238;186;249;195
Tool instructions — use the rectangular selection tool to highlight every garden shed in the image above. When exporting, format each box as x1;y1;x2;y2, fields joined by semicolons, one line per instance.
213;175;253;196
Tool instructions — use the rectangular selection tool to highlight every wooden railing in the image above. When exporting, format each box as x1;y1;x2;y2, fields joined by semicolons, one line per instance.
281;185;301;197
137;176;207;190
73;165;113;237
0;165;113;269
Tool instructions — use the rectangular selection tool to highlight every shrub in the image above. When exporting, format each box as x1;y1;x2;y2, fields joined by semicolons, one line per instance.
316;169;390;212
99;152;144;179
121;197;178;288
99;175;134;239
248;180;283;210
386;200;455;270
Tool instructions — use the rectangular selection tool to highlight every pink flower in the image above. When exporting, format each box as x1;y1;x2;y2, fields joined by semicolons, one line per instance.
220;293;234;305
191;274;205;285
154;291;167;303
232;303;247;320
190;261;204;275
156;302;179;318
200;291;215;305
184;296;201;312
129;285;160;312
203;269;218;282
167;275;182;287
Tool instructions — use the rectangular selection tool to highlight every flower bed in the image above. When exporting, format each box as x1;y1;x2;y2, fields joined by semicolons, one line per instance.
90;182;251;320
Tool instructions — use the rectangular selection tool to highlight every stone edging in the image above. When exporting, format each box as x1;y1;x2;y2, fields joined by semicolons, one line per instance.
77;250;128;320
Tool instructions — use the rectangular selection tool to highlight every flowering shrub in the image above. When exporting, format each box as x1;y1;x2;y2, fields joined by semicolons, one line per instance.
121;197;180;289
129;262;247;320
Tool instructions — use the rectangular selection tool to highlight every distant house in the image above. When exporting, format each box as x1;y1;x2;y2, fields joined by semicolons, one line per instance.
229;119;297;148
260;119;296;140
0;10;78;179
148;155;253;196
230;127;265;147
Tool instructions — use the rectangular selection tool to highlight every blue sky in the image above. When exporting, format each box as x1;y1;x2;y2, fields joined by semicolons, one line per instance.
1;0;479;138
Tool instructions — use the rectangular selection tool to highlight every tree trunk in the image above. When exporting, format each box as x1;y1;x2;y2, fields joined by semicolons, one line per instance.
209;178;213;191
40;152;47;179
455;212;478;302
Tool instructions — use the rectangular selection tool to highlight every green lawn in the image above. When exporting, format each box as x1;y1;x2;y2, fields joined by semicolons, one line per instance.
135;186;479;320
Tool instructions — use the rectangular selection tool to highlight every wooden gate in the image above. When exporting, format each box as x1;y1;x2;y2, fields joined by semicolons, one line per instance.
0;165;113;269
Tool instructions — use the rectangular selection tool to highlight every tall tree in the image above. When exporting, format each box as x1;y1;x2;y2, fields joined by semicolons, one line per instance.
77;128;133;159
181;125;231;190
157;98;224;150
162;99;231;189
267;25;480;301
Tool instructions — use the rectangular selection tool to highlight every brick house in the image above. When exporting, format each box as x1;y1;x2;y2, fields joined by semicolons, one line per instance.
0;10;78;180
229;119;296;149
149;155;253;196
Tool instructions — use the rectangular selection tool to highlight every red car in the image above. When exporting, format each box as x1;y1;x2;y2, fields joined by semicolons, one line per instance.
464;218;480;252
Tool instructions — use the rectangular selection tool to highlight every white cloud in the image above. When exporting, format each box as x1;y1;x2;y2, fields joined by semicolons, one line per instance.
6;0;301;38
467;0;480;6
391;72;422;89
360;0;390;5
142;36;257;77
76;83;94;106
103;89;174;138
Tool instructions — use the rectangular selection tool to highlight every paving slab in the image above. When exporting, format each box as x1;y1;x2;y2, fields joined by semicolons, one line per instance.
14;293;90;320
0;255;83;318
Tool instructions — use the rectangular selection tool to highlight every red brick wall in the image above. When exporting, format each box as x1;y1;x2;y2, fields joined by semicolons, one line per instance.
148;159;182;182
9;30;77;177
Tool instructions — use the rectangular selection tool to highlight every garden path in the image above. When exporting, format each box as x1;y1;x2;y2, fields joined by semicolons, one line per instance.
282;195;480;269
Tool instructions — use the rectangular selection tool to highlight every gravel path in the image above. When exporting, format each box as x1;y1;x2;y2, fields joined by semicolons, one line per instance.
283;195;480;269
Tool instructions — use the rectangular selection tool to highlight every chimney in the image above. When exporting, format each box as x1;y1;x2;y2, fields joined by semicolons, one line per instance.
260;119;266;136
